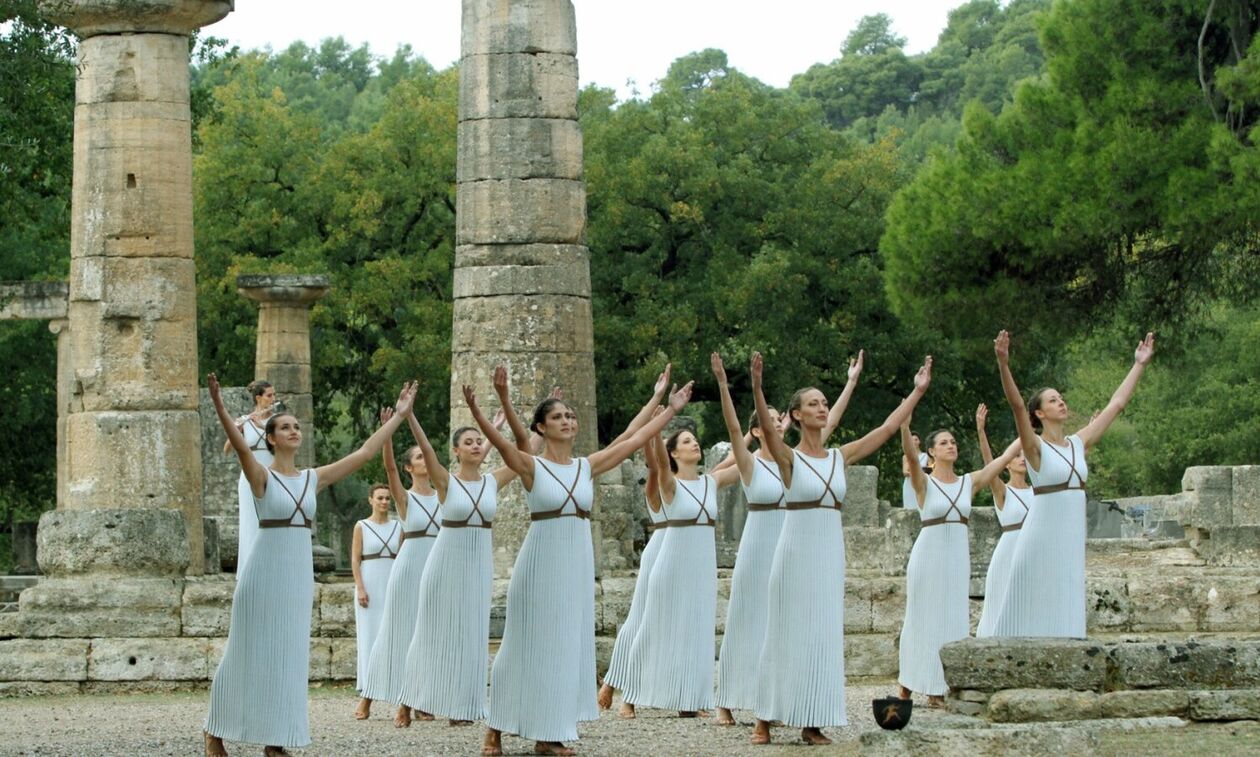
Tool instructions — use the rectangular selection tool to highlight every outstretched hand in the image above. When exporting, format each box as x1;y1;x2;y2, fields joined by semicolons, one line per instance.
550;386;564;401
394;381;417;417
914;356;933;392
462;384;478;410
654;363;672;396
847;349;865;383
710;352;727;385
380;406;394;425
207;373;223;406
668;381;694;412
1134;332;1156;365
491;408;507;431
493;365;510;397
975;403;987;431
994;330;1011;363
750;352;763;388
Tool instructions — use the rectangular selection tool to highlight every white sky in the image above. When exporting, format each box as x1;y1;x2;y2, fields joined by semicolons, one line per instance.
208;1;961;99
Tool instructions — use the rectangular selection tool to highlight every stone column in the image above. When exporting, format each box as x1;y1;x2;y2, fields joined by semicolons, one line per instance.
19;1;233;637
454;0;598;574
237;273;335;571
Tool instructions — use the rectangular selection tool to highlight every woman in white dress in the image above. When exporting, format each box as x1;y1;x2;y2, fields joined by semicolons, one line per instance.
358;412;442;725
901;434;929;510
712;350;860;725
203;375;416;757
352;483;401;718
991;330;1155;638
397;366;531;727
751;351;932;746
975;403;1034;638
225;379;276;572
477;368;692;757
896;424;1016;705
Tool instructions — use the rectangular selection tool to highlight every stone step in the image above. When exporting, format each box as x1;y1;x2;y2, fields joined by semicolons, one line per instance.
860;716;1188;756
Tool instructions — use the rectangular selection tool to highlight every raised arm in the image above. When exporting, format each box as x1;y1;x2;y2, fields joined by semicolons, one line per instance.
643;416;664;512
492;365;533;454
712;352;754;487
975;403;1006;508
1077;333;1155;450
994;330;1041;471
589;382;693;477
841;356;932;465
970;438;1022;491
381;408;408;521
315;382;416;490
463;384;535;487
406;411;449;501
900;422;927;509
751;351;795;487
609;364;671;447
208;373;268;497
821;349;864;442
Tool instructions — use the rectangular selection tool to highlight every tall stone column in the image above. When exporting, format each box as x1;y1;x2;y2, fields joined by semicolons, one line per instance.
19;1;233;636
454;0;598;574
237;273;335;570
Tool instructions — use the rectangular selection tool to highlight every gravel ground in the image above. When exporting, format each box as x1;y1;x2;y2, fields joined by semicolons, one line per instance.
0;682;963;756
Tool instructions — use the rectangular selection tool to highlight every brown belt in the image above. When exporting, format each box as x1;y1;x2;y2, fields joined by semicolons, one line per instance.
664;520;715;528
921;516;968;527
1001;523;1024;533
746;503;782;512
258;519;311;529
442;520;492;529
530;509;591;522
402;529;434;540
360;553;395;561
784;499;843;511
1032;483;1086;496
646;522;666;532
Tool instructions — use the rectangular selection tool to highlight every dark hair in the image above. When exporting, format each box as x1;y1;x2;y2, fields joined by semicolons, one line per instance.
665;429;696;473
746;405;779;450
400;445;423;469
924;429;955;461
247;379;272;399
451;426;477;448
1027;387;1054;431
786;386;821;428
263;413;298;454
368;483;390;497
531;398;571;435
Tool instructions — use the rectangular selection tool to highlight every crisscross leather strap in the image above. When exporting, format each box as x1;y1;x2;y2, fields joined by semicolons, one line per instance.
530;458;591;521
784;450;843;511
402;491;440;540
1033;438;1087;496
1001;486;1031;532
360;520;400;560
746;457;786;512
443;475;493;529
258;470;314;529
245;418;268;453
920;476;969;527
666;475;715;527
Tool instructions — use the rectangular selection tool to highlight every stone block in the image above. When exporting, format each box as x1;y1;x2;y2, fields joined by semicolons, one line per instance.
595;634;613;676
458;117;582;182
1182;466;1234;530
1098;690;1189;718
1086;576;1131;631
18;577;183;638
1232;466;1260;526
988;689;1100;722
36;508;188;577
968;507;1001;575
598;576;635;636
1110;640;1246;690
1206;526;1260;567
63;412;202;509
256;328;311;368
1201;575;1260;631
461;0;577;55
456;243;592;268
1127;574;1202;632
309;638;332;681
459;52;578;120
868;578;907;633
76;30;193;103
0;639;89;681
453;262;590;299
70;255;195;321
456;178;585;245
257;363;311;398
940;638;1108;692
88;638;209;680
0;681;81;697
845;633;897;678
330;637;357;681
860;721;1108;756
318;582;355;637
845;579;874;634
452;295;593;353
181;577;235;637
214;518;239;571
842;465;880;527
1188;689;1260;721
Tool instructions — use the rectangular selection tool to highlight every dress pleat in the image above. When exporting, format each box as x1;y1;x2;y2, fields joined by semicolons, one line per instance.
360;491;441;703
355;519;400;692
206;469;316;748
602;499;668;691
975;486;1032;638
235;419;272;572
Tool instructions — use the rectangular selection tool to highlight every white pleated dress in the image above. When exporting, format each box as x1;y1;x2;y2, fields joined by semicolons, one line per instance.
901;452;929;510
206;469;317;748
991;435;1089;638
716;458;785;711
897;476;973;696
488;458;598;742
235;419;273;571
623;475;719;712
360;491;441;703
354;519;400;692
756;449;847;727
976;486;1032;638
602;497;669;693
398;474;496;721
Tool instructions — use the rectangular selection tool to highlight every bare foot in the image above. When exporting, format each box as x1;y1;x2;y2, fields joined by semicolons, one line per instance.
801;728;832;746
354;697;371;720
394;705;411;728
534;742;575;756
713;707;735;725
204;732;227;757
897;685;912;700
414;709;435;721
482;728;503;756
751;720;771;745
928;695;946;709
597;683;614;710
618;702;636;719
450;719;473;726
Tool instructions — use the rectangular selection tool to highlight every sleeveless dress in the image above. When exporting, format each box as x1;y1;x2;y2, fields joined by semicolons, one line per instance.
360;490;441;703
976;485;1032;638
623;475;719;712
398;474;497;720
755;448;847;727
901;452;930;509
897;475;973;696
236;418;273;571
488;458;598;742
206;469;317;747
992;435;1089;638
354;518;400;692
715;458;785;711
602;496;669;693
